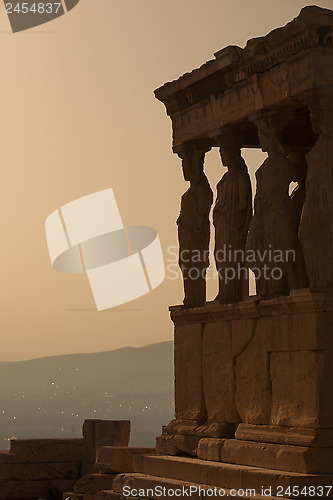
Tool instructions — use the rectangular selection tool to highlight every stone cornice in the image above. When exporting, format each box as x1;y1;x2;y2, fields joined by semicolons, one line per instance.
155;6;333;116
170;290;333;325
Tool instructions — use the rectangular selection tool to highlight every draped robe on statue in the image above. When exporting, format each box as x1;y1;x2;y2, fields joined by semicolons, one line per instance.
177;174;213;307
213;168;252;302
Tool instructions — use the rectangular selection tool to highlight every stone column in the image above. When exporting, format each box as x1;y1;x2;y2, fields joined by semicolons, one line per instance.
213;132;252;303
175;143;213;308
299;92;333;289
247;112;308;297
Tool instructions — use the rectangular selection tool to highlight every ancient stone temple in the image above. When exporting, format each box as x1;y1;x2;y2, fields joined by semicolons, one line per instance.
1;5;333;500
114;5;333;499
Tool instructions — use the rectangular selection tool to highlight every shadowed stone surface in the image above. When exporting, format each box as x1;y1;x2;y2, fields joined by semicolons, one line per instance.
8;438;83;463
0;461;81;480
202;322;239;423
73;473;117;494
83;420;131;464
97;447;155;474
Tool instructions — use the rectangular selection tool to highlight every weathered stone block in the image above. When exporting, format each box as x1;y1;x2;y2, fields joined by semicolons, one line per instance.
0;479;50;499
163;419;201;435
234;318;271;424
156;434;200;457
81;462;100;476
196;438;225;461
8;438;83;463
73;473;117;494
202;322;239;423
220;438;333;474
266;312;333;352
83;420;130;463
192;421;235;438
0;461;81;480
175;323;205;421
236;423;333;447
271;351;322;427
164;419;234;438
97;446;155;473
113;472;205;500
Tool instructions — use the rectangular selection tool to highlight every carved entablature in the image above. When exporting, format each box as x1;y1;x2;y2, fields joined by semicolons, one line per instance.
155;6;333;149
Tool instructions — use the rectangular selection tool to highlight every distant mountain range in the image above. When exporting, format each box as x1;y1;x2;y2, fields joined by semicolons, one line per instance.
0;342;174;450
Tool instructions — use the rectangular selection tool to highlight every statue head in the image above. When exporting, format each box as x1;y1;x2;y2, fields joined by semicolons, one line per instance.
219;146;248;173
216;130;248;172
220;146;235;167
254;115;286;156
181;155;192;182
219;146;237;167
178;146;205;183
257;128;275;153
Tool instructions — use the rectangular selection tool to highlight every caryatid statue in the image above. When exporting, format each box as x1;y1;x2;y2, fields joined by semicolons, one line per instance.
246;113;308;297
288;151;308;235
213;139;252;303
176;144;213;308
299;93;333;289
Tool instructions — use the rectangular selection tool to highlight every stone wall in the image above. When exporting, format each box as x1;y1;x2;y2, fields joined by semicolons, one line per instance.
156;291;333;474
0;419;156;500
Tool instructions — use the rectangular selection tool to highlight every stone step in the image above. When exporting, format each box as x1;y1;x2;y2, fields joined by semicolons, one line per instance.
133;454;333;495
97;447;156;474
197;437;333;473
235;423;333;447
219;438;333;474
113;472;290;500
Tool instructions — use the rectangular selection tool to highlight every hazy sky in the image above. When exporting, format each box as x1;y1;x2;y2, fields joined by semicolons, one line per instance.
0;0;332;360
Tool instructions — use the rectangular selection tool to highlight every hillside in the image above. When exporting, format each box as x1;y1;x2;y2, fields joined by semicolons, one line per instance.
0;341;174;450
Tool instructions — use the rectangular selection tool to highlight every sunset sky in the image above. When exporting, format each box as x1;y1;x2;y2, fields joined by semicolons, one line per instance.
0;0;331;360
